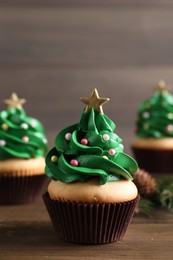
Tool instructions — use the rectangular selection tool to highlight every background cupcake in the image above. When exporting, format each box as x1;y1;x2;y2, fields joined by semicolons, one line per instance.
43;89;139;245
132;80;173;174
0;93;48;204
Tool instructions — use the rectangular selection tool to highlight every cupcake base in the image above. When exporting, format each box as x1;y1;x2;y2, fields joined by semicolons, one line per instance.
0;174;48;205
132;147;173;174
42;193;139;245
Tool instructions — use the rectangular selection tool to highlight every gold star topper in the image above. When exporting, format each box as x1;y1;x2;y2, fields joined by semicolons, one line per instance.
4;93;26;109
154;80;169;93
80;88;110;114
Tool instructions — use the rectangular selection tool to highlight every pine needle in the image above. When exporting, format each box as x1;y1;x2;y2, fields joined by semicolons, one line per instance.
137;197;155;216
156;177;173;213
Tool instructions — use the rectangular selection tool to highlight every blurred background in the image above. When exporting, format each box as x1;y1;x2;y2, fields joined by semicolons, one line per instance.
1;0;173;154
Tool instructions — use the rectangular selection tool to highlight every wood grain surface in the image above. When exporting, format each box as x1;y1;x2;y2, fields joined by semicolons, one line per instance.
0;1;173;259
0;200;173;260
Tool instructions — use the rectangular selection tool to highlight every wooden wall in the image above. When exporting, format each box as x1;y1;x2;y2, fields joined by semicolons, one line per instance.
1;0;173;153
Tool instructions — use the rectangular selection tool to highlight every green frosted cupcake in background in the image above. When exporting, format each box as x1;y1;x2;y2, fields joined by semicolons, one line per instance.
0;93;48;204
43;89;139;245
132;80;173;174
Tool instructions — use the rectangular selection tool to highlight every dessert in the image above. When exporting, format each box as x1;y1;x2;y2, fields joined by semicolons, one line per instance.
0;93;48;204
132;80;173;173
43;89;139;244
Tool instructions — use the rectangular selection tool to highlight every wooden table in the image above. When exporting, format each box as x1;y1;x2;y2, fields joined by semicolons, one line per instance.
1;0;173;259
0;198;173;260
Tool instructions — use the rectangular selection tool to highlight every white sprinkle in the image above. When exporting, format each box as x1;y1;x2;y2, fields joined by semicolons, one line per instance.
0;140;6;146
65;132;72;141
143;112;150;119
119;144;124;149
102;155;108;160
167;113;173;120
1;111;7;117
103;134;110;141
21;123;28;129
43;138;47;143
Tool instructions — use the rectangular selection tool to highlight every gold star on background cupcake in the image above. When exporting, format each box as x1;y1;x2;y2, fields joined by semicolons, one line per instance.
4;93;26;109
154;80;169;93
80;88;110;114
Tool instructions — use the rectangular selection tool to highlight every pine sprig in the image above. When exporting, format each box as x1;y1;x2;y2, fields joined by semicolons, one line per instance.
133;169;173;216
156;177;173;212
136;197;155;216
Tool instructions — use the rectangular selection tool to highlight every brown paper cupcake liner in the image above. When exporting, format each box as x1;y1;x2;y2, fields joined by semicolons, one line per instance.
132;147;173;174
42;193;139;245
0;174;49;205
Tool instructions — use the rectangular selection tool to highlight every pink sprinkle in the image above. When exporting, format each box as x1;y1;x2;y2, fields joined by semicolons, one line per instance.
108;149;116;156
166;125;173;132
80;138;88;145
70;159;79;167
22;136;29;142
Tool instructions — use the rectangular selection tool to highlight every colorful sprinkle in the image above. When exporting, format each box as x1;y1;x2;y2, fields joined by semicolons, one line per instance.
144;123;150;130
22;136;29;142
21;123;28;129
1;111;7;117
167;113;173;120
119;144;124;149
103;134;110;141
145;103;151;109
142;112;150;119
43;138;47;144
166;124;173;132
0;140;6;146
51;155;58;163
108;149;116;156
70;159;78;167
30;121;37;128
65;132;72;141
80;138;88;145
1;123;9;130
102;155;108;160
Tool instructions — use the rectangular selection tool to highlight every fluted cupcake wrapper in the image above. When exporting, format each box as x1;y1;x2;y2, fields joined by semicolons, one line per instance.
0;174;48;205
42;193;139;245
132;147;173;174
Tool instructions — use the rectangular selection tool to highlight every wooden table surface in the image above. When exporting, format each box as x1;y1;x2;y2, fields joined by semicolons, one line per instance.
1;0;173;259
0;198;173;260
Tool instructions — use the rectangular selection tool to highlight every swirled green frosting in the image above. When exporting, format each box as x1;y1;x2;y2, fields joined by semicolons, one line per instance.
136;88;173;138
0;108;48;159
45;109;138;185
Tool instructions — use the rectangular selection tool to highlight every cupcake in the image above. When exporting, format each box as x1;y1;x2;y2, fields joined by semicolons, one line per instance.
43;89;139;245
0;93;48;204
132;80;173;174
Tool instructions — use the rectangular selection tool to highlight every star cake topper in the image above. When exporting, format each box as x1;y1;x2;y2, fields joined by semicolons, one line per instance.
80;88;110;114
154;80;169;93
4;93;26;109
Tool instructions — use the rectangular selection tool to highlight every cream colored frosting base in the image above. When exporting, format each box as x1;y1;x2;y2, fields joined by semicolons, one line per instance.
48;178;138;203
132;137;173;150
0;157;46;177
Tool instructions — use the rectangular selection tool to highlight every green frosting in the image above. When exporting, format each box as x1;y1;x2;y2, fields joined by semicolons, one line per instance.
45;108;138;185
0;108;48;159
136;87;173;138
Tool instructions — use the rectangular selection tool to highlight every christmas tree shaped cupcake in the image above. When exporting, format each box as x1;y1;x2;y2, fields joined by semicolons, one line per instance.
0;93;48;204
43;89;139;245
132;80;173;173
